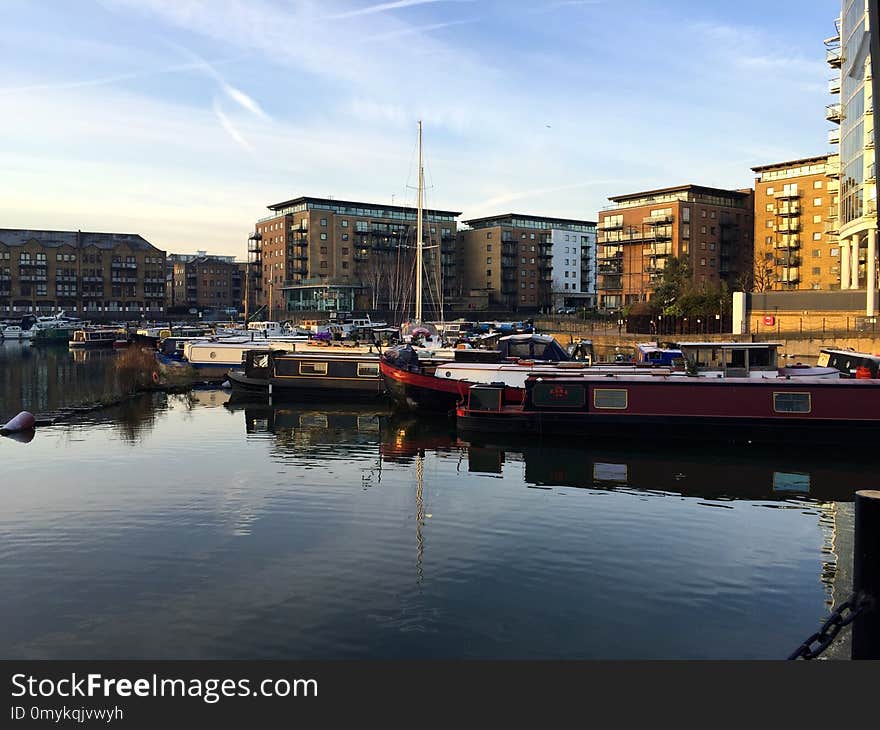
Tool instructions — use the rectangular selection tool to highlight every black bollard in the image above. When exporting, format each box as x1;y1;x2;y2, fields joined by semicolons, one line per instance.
853;490;880;660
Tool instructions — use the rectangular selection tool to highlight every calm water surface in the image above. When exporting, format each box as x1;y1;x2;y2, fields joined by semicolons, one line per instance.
0;345;870;658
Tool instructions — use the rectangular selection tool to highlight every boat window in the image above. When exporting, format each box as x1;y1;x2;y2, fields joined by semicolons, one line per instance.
299;361;328;376
593;388;628;410
357;363;379;378
508;342;532;359
533;382;585;407
817;352;830;367
748;347;775;369
773;392;811;414
469;387;503;412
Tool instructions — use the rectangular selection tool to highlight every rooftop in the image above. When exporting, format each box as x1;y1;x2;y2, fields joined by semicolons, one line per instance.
0;228;163;252
608;185;753;204
751;155;832;173
266;196;461;218
463;213;597;229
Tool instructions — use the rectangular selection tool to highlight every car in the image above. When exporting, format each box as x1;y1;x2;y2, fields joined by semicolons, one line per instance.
564;307;577;315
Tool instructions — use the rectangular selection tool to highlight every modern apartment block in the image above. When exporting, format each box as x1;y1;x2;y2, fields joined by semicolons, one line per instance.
166;252;244;313
0;229;166;317
458;214;597;312
248;197;460;318
751;155;841;291
596;185;754;311
827;3;878;311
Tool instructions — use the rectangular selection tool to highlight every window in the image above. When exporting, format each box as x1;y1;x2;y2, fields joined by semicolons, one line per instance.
342;233;349;241
813;215;822;223
812;267;821;275
708;243;716;251
342;261;349;269
530;233;535;239
766;221;774;228
593;389;628;410
487;244;492;252
773;392;811;414
682;224;690;238
813;233;822;241
530;258;535;264
701;210;707;218
831;248;840;257
521;257;526;264
700;258;707;266
357;363;379;378
320;233;328;240
814;181;823;189
700;241;707;250
342;247;349;255
320;218;327;226
812;249;821;257
710;226;716;235
682;208;690;222
533;383;585;408
486;257;492;264
813;198;823;206
320;261;328;268
710;211;716;219
701;225;707;234
486;269;492;277
521;270;526;277
300;361;328;375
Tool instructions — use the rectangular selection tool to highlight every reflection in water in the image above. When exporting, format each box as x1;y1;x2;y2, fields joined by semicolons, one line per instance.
0;342;120;415
0;384;865;659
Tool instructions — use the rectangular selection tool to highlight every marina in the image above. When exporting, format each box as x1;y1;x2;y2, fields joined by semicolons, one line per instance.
0;342;870;659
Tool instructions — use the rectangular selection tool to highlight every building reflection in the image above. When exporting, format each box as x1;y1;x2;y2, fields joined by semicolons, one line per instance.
227;398;875;503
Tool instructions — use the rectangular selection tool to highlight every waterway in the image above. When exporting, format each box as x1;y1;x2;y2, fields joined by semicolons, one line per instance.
0;341;869;658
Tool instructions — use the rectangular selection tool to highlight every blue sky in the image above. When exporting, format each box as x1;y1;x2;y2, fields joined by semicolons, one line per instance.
0;0;838;257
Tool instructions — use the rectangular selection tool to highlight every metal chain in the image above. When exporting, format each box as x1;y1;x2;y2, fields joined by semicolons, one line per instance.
788;592;872;660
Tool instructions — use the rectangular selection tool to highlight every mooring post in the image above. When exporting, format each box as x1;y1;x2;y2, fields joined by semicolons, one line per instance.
853;490;880;660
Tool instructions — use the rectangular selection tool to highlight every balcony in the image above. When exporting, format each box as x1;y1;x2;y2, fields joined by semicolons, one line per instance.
829;76;841;95
776;256;802;268
111;276;137;284
826;47;842;68
644;214;674;226
599;276;623;291
780;268;800;284
20;274;48;282
501;271;517;283
775;238;801;250
644;262;667;274
598;263;623;275
776;203;800;217
774;189;800;200
826;103;843;124
826;159;840;178
829;128;840;145
82;291;103;298
598;220;623;231
56;275;78;283
644;245;672;257
598;250;623;261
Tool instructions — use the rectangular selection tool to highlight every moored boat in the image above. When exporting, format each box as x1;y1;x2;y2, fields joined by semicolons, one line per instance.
228;349;383;399
69;328;125;348
456;372;880;444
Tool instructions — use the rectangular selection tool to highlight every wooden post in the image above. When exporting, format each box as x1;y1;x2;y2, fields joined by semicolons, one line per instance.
853;490;880;660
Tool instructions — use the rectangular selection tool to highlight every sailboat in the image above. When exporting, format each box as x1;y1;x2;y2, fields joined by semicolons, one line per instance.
399;120;444;349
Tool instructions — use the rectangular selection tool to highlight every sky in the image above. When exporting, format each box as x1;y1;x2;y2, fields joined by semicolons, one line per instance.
0;0;840;258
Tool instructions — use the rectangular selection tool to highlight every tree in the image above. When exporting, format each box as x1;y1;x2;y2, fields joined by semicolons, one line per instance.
748;239;776;292
652;256;693;315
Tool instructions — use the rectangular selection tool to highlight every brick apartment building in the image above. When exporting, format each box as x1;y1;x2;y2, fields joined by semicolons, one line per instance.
166;252;244;313
596;185;754;310
0;229;166;318
248;197;460;319
458;214;597;312
751;155;841;291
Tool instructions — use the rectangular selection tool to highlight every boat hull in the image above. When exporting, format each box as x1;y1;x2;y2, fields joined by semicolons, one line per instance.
228;369;384;399
380;360;463;414
457;375;880;445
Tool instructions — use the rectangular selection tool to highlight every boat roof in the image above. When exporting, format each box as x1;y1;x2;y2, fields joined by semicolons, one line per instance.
820;348;880;359
498;334;556;343
678;341;781;349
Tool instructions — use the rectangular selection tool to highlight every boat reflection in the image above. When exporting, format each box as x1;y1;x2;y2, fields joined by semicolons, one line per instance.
226;399;873;502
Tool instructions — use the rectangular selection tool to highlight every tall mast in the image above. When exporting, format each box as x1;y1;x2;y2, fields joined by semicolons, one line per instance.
415;120;423;323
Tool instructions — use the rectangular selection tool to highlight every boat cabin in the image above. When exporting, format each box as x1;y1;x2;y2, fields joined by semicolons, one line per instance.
817;348;880;378
637;343;685;367
678;342;780;377
247;321;285;337
70;328;124;347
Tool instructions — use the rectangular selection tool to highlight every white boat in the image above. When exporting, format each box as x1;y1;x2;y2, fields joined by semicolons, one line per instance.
182;338;302;371
1;325;25;340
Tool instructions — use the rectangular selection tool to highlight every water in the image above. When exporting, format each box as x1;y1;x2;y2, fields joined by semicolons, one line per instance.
0;345;868;659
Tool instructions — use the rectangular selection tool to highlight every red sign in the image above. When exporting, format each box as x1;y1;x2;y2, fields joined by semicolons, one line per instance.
763;315;775;326
550;386;569;399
